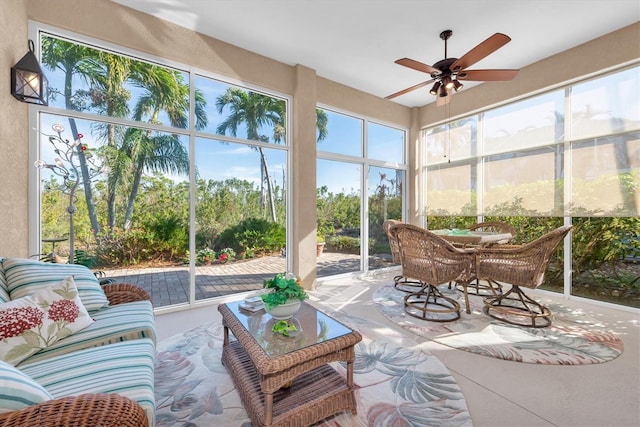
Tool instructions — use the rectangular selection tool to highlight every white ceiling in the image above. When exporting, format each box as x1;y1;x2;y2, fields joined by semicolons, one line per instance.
111;0;639;108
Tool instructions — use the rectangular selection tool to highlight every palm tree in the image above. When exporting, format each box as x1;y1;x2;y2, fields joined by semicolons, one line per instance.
215;89;284;221
82;49;133;232
43;37;209;239
216;89;329;222
41;36;103;236
121;64;207;229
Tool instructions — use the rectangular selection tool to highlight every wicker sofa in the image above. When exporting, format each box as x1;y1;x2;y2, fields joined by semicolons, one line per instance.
0;258;156;426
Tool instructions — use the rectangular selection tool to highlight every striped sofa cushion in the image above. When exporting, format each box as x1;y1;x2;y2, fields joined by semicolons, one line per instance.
0;258;9;304
20;338;156;426
0;360;53;414
21;300;156;364
2;258;108;313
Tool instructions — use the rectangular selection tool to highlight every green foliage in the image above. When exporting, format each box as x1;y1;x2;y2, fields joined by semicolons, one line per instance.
142;213;189;260
261;273;308;308
317;186;360;235
271;320;298;336
217;217;285;256
218;247;236;259
95;228;156;266
427;208;639;297
571;216;640;274
327;235;361;253
73;249;96;269
195;248;216;265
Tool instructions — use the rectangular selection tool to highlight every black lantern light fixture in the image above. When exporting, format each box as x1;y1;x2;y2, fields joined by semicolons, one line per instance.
11;39;48;106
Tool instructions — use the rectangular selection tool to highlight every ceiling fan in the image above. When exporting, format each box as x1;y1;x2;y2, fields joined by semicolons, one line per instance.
386;30;519;106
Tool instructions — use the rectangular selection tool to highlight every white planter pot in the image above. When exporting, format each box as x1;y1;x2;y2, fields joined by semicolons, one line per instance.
265;299;302;319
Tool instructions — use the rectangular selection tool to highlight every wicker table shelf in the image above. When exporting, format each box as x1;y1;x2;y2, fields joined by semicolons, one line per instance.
219;301;362;427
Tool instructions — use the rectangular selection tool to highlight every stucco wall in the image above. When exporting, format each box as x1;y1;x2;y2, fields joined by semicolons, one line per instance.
0;1;30;257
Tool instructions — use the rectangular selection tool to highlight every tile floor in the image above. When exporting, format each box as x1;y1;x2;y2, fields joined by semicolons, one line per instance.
155;270;640;427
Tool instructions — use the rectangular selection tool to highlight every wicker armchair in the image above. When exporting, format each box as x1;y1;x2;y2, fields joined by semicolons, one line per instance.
0;393;148;427
383;219;423;292
390;223;476;321
476;225;572;327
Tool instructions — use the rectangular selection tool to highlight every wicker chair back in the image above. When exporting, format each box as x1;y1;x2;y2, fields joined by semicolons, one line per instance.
476;225;572;289
390;223;475;287
382;219;402;264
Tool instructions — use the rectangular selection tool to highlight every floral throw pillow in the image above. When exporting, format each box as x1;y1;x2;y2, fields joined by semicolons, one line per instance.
0;276;94;366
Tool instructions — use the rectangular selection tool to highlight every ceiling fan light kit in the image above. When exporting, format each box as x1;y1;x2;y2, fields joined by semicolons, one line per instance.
429;81;441;95
386;29;519;106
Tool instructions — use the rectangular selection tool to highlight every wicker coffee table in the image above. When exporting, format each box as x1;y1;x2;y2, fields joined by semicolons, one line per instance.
219;301;362;426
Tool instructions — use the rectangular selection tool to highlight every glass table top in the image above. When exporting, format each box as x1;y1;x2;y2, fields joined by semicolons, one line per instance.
223;301;353;357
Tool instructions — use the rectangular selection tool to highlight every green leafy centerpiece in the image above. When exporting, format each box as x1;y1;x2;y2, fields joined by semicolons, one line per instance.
261;272;308;321
271;320;299;337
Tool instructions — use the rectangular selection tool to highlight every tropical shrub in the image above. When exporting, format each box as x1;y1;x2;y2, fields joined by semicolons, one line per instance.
216;218;285;256
95;228;156;266
140;213;189;260
326;235;360;253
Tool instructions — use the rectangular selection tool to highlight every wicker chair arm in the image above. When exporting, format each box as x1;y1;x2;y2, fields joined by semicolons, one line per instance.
102;282;151;305
0;393;148;427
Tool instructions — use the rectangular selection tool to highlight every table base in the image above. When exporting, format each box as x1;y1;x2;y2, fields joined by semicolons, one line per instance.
222;340;357;426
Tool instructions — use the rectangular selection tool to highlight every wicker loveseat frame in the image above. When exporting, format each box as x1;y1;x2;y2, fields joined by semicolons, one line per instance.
0;393;148;427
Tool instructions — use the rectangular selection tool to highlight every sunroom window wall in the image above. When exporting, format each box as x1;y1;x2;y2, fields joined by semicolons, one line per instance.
423;65;640;308
31;26;290;309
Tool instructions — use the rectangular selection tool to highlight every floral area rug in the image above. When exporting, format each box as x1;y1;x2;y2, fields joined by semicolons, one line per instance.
373;284;623;365
154;308;472;426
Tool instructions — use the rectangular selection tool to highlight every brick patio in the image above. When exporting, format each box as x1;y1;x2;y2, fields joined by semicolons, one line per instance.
102;252;393;308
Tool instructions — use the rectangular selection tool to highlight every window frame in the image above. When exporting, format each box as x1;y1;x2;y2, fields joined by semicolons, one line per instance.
28;21;293;309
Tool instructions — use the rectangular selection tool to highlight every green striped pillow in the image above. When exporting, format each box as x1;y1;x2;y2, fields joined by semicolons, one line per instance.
0;360;53;414
0;258;9;304
3;258;108;313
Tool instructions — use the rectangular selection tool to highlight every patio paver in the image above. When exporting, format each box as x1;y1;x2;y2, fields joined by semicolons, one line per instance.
101;252;393;308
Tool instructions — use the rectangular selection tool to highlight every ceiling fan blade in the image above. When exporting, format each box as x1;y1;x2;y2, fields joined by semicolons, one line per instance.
385;80;433;99
457;69;519;81
450;33;511;72
395;58;441;75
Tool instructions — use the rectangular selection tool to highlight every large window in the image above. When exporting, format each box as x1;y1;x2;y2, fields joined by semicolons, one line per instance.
317;108;406;277
423;65;640;308
33;28;290;308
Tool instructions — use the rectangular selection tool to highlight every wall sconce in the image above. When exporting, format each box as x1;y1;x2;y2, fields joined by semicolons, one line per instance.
11;39;48;106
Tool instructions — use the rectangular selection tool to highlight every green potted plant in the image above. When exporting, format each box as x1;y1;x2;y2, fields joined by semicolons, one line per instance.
261;272;308;319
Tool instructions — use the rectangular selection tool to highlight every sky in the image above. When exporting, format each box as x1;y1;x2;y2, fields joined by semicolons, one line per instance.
38;36;406;197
